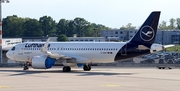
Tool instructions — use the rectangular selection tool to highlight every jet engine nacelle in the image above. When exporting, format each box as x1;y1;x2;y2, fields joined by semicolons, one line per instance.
31;56;56;69
150;44;163;53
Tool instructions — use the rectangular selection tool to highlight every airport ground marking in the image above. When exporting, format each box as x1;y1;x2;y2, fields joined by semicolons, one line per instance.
0;85;10;88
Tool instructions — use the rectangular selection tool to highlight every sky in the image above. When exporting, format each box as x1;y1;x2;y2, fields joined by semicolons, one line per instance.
2;0;180;29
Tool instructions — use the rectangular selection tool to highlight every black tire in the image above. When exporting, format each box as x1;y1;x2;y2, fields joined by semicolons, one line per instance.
168;67;172;69
23;66;29;70
83;65;91;71
63;66;71;72
63;67;67;72
67;66;71;72
88;65;91;70
23;68;27;70
83;65;88;71
23;62;29;70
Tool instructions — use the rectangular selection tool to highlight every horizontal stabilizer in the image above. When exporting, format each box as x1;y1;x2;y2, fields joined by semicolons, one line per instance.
163;44;175;49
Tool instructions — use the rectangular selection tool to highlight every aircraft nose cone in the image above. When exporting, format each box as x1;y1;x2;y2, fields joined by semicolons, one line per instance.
6;51;13;60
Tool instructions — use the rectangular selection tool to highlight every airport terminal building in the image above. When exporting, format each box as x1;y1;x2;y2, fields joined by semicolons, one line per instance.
100;30;180;44
3;30;180;45
5;30;180;44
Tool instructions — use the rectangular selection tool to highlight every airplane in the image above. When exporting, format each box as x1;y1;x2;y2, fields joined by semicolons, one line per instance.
6;11;169;72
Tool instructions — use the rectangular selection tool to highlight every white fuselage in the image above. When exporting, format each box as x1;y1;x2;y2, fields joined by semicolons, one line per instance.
6;42;126;63
5;11;162;71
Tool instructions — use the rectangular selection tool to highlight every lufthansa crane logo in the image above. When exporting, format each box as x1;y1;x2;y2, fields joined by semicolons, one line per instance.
140;25;155;41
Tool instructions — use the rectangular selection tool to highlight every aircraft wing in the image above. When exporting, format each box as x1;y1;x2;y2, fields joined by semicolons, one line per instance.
45;51;91;63
41;38;91;63
40;38;66;59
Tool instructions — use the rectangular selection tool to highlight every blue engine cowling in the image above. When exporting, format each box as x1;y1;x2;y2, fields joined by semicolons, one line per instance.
31;56;56;69
77;63;84;67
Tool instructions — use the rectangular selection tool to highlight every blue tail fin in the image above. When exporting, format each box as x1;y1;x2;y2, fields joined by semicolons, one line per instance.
114;11;161;61
129;11;160;48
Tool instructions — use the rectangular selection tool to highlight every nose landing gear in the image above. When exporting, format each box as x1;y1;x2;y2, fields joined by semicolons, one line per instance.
23;62;29;70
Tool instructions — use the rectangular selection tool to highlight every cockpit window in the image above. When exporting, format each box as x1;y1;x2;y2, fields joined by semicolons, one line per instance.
11;47;15;51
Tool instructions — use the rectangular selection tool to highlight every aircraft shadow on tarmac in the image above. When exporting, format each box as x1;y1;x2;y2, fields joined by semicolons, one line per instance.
0;69;136;77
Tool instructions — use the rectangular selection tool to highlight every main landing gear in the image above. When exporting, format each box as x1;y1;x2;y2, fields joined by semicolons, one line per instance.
83;64;91;71
63;66;71;72
157;66;172;69
62;64;91;72
23;62;29;70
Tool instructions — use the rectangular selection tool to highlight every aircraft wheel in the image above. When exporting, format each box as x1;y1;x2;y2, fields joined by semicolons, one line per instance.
63;66;71;72
83;65;91;71
23;63;29;70
168;67;172;69
158;67;161;69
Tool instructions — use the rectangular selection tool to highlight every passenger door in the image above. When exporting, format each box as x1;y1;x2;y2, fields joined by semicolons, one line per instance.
18;44;24;55
121;44;127;55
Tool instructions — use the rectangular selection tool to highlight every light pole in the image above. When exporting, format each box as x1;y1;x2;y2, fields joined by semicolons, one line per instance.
177;33;179;52
178;32;180;58
93;28;98;42
0;0;10;65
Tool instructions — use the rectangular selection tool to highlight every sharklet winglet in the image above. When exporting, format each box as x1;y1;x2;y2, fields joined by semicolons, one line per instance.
41;38;50;52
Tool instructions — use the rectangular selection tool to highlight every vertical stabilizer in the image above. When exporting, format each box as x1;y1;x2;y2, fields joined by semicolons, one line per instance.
114;11;161;61
129;11;160;48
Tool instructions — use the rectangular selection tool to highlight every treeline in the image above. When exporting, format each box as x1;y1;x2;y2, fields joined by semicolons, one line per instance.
119;18;180;30
158;18;180;30
2;15;110;38
3;15;180;38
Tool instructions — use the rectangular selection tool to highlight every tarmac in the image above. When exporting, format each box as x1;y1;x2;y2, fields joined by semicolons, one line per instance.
0;66;180;91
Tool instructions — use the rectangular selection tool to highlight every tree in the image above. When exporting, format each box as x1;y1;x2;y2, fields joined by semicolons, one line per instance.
23;19;43;37
3;15;25;37
83;24;95;37
56;19;68;36
66;20;76;37
57;34;69;41
120;23;136;30
158;21;167;30
87;23;109;37
2;15;114;38
73;17;90;37
176;18;180;29
120;25;126;30
126;23;136;30
39;16;56;37
168;18;176;30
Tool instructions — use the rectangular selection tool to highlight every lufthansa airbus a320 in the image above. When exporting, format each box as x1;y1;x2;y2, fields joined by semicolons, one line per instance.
6;11;172;72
